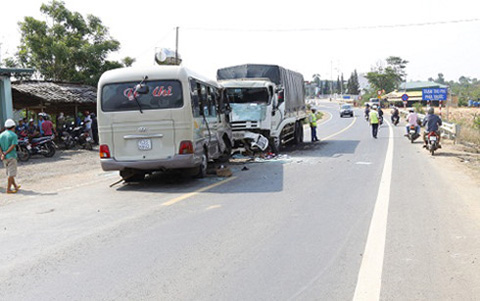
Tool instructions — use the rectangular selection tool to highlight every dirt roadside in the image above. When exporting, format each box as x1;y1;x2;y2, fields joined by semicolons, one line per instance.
0;147;116;207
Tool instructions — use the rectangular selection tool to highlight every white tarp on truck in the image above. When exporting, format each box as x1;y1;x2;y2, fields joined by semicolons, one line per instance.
217;64;306;113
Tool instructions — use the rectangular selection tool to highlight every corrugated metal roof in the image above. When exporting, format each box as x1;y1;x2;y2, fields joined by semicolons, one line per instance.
11;81;96;104
399;81;448;91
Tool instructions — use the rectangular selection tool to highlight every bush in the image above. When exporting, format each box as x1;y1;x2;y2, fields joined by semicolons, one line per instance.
474;115;480;129
458;98;468;107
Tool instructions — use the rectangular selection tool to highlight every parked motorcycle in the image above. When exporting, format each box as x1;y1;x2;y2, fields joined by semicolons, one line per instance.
426;131;440;155
58;123;75;149
407;125;420;143
69;122;93;150
17;135;56;162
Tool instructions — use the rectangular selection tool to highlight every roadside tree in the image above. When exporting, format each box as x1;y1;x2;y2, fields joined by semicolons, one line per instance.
366;56;408;94
14;0;132;86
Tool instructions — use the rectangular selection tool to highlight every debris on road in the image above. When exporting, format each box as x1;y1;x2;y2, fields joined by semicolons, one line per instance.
216;165;232;177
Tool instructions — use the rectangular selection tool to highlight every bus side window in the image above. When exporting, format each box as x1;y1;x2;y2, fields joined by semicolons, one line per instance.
200;84;209;116
190;79;200;117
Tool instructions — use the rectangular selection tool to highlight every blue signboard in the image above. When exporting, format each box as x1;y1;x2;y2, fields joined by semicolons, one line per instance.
422;88;447;101
343;95;351;99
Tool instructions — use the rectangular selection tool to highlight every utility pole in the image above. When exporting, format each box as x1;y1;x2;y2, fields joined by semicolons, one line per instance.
175;27;179;65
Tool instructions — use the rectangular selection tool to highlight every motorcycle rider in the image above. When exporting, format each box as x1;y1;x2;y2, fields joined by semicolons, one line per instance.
377;105;384;125
422;107;443;148
364;104;370;121
26;119;40;138
16;119;27;137
405;108;420;136
391;106;400;124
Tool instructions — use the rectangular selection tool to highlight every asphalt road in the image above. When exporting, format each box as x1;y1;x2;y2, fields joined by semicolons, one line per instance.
0;100;479;300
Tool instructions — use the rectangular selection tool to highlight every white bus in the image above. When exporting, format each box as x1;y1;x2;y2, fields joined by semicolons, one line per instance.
97;65;233;181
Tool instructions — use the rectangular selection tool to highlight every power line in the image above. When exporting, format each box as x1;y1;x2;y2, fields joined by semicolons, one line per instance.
185;18;480;32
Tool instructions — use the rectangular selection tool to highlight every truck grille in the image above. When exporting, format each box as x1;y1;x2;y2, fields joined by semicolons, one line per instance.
231;121;258;130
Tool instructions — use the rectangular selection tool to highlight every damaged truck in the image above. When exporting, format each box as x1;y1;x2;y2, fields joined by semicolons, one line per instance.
217;64;307;153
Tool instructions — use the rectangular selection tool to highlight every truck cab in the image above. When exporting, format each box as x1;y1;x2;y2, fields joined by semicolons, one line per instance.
217;64;306;153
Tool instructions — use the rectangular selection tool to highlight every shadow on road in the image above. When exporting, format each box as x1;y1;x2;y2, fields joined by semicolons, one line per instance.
0;188;58;196
115;161;284;194
114;139;361;194
284;140;360;158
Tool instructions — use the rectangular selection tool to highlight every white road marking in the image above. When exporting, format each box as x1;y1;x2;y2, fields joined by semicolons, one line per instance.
355;162;373;165
206;205;222;210
353;120;394;301
321;114;357;141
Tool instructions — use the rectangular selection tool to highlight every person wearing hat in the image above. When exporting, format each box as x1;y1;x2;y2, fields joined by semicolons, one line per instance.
0;119;21;193
405;107;419;136
26;119;39;138
38;113;45;136
369;105;380;138
422;107;443;148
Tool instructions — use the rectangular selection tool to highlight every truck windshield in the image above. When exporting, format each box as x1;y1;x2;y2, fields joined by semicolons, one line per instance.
101;80;183;112
226;88;269;104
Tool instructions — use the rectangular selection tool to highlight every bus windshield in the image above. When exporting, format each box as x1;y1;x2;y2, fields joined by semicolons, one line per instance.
226;88;269;104
101;80;183;112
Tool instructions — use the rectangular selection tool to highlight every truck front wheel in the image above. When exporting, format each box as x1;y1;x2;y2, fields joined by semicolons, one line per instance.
294;122;304;145
270;137;281;153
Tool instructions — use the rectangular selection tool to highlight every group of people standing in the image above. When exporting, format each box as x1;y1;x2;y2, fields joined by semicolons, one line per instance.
15;111;99;145
0;110;99;194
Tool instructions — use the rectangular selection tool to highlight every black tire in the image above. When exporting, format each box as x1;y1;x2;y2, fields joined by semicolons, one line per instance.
84;142;93;151
270;137;281;154
410;136;414;144
217;138;232;163
17;146;30;162
430;148;435;156
195;149;208;178
294;122;303;145
65;138;75;149
298;123;304;143
44;143;56;157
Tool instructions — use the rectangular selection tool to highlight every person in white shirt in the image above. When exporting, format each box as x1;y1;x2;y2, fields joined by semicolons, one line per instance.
405;108;420;136
84;111;93;140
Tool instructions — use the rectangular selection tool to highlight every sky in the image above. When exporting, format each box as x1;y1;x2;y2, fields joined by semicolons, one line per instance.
1;0;480;83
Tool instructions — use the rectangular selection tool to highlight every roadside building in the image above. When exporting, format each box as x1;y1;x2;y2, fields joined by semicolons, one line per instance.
384;81;456;107
11;81;96;119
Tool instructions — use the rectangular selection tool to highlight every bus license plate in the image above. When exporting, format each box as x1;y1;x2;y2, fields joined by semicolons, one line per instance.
137;139;152;150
